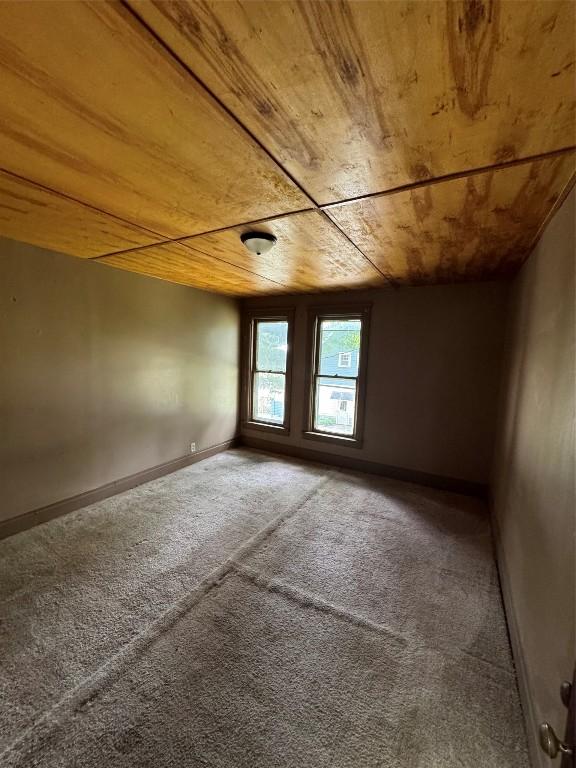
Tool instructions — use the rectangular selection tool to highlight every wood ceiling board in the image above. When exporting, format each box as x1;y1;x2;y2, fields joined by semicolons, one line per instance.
0;171;162;258
179;211;385;292
0;2;308;239
325;153;576;285
99;242;286;296
131;0;576;205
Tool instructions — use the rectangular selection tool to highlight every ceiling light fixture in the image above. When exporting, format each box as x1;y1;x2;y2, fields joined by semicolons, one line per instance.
240;231;277;256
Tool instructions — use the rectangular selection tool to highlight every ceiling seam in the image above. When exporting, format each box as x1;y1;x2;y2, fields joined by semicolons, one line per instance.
320;145;576;211
177;244;294;290
89;207;317;259
121;0;320;211
120;1;395;286
168;203;390;288
4;139;572;286
316;209;394;285
523;169;576;262
94;206;391;290
119;1;576;293
2;3;571;289
0;165;171;243
98;239;291;291
175;239;291;290
89;142;575;262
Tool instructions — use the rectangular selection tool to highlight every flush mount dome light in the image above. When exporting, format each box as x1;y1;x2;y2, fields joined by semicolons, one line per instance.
240;231;277;256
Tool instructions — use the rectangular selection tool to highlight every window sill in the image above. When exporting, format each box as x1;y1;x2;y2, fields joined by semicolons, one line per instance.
302;430;362;449
243;420;290;436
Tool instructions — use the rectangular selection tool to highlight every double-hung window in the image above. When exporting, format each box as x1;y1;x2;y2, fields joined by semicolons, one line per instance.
244;310;293;432
305;307;370;445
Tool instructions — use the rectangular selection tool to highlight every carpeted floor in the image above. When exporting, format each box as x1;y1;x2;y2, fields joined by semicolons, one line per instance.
0;448;528;767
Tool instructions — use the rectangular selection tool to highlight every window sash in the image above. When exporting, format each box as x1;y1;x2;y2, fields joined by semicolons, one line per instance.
310;315;363;439
311;373;359;436
247;315;292;429
253;319;287;375
251;370;286;425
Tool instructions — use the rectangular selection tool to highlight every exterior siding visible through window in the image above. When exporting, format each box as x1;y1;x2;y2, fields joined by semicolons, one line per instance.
304;306;370;446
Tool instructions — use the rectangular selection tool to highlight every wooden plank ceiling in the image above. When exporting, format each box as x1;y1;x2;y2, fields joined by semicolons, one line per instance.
0;0;573;295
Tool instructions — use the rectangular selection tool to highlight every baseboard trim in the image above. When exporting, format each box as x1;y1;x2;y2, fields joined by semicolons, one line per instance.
241;436;488;499
490;510;540;768
0;437;240;542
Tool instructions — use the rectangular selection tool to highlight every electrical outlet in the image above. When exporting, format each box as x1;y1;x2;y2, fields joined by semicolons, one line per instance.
190;442;197;453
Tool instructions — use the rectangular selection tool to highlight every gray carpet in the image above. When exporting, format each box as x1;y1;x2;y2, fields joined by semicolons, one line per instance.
0;448;528;766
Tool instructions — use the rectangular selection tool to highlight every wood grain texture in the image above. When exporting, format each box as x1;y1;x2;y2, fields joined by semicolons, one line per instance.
131;0;576;204
0;171;163;258
180;211;385;292
99;242;286;296
326;154;576;284
0;1;308;238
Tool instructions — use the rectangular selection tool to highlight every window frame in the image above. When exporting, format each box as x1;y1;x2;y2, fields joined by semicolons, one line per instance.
242;308;294;435
303;304;371;447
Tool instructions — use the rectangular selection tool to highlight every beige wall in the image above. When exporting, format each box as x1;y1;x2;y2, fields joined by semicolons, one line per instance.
242;281;509;485
492;189;575;766
0;238;240;523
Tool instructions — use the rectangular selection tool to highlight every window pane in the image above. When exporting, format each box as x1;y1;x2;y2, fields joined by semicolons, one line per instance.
255;321;288;372
318;318;361;377
314;376;356;436
253;372;285;424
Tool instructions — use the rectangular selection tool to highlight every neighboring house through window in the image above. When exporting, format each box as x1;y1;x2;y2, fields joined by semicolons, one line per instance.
338;352;352;368
304;306;370;445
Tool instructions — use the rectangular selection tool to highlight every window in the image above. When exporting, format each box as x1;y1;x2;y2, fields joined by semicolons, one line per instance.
244;310;293;432
305;306;370;445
